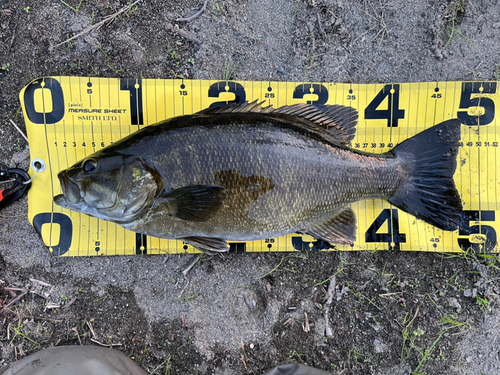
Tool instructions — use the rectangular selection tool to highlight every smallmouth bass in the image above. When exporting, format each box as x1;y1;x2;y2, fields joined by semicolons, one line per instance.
54;101;462;252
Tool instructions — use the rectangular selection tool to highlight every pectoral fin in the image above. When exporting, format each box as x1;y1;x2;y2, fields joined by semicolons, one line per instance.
181;236;229;253
161;185;225;222
305;207;357;245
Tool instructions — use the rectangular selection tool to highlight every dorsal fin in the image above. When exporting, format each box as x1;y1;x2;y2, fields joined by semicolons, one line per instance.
196;100;358;144
197;100;273;114
273;103;358;144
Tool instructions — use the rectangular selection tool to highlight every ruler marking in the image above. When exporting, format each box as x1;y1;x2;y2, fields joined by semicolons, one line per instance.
53;77;63;251
432;81;437;125
42;78;56;255
268;79;271;105
116;77;123;255
464;84;471;213
406;82;413;251
353;83;360;248
191;79;194;116
443;81;451;252
413;82;422;251
167;80;170;119
468;125;472;214
486;103;490;212
423;83;432;249
69;76;77;169
106;77;111;255
477;83;483;251
76;77;82;255
438;81;444;253
144;78;148;125
389;84;395;249
458;82;465;252
199;79;203;115
172;79;176;117
389;83;393;144
98;78;103;256
88;78;94;255
431;81;437;252
363;85;369;250
452;80;459;253
155;78;158;123
67;77;76;255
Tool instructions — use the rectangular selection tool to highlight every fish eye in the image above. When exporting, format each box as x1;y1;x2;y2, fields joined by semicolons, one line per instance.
83;159;97;173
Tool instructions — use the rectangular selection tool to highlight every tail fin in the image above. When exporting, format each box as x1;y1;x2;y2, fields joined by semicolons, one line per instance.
389;119;462;231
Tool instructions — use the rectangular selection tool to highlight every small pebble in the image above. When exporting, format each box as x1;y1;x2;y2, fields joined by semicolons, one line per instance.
447;297;461;312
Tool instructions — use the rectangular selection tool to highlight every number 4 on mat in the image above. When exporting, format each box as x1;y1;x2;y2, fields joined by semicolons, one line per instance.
365;209;406;250
365;84;405;127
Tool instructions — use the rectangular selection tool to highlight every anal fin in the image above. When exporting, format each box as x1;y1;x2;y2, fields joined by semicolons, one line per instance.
305;207;357;245
181;236;229;253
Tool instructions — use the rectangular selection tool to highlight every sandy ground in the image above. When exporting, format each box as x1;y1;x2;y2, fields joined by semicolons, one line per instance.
1;1;500;374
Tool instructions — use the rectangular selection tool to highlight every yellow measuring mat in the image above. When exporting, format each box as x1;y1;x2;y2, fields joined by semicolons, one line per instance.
20;77;500;256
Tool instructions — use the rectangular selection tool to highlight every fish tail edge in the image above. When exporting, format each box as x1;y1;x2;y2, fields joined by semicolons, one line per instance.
389;119;463;231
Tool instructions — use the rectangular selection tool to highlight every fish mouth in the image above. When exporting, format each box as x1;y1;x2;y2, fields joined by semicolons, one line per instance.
54;172;83;208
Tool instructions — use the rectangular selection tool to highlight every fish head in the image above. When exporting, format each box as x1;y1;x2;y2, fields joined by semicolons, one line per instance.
54;154;159;223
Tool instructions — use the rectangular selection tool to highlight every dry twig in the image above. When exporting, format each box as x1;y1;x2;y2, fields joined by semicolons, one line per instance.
7;322;12;340
90;338;122;347
323;276;336;338
62;297;77;310
44;302;61;310
87;320;97;339
178;277;190;298
302;312;310;332
9;119;29;143
379;292;404;297
239;340;248;371
282;317;294;327
176;0;209;22
0;290;28;315
29;278;51;287
72;327;83;345
9;23;17;50
182;254;202;277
